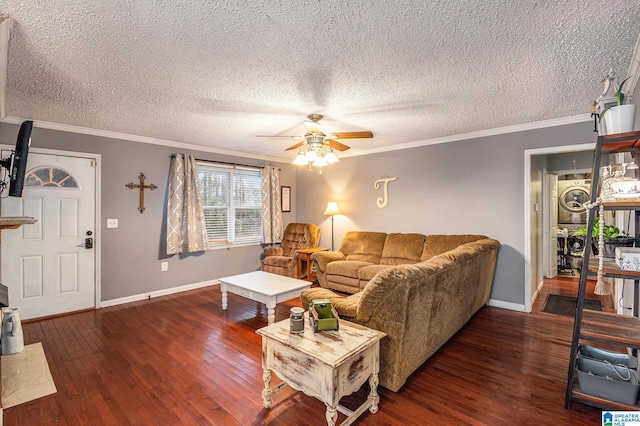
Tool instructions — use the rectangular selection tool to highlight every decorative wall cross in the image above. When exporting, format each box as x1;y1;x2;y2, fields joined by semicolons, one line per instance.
126;173;157;213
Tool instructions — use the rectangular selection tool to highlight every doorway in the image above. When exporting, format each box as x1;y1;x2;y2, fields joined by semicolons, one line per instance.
548;171;591;279
524;143;594;312
0;148;101;320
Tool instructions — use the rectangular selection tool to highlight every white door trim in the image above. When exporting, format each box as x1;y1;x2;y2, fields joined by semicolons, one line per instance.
0;145;102;310
524;143;594;313
544;172;558;279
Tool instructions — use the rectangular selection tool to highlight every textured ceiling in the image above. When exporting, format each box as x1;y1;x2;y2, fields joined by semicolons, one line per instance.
2;1;640;161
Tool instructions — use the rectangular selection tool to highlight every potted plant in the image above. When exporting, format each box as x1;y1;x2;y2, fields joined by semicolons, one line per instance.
572;217;635;259
601;76;636;135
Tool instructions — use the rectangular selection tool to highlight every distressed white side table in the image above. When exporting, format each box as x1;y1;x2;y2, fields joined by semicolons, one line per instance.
256;315;385;426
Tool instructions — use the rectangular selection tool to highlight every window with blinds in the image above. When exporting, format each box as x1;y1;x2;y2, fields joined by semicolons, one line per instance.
198;163;263;246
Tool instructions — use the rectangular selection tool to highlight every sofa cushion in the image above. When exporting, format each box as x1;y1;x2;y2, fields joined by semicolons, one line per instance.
357;264;391;289
322;279;361;294
339;231;388;263
421;234;488;261
380;233;426;265
327;260;373;276
358;264;391;281
326;260;371;292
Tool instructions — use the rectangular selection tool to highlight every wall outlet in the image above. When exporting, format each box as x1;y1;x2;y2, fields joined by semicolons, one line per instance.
107;218;118;228
161;261;168;272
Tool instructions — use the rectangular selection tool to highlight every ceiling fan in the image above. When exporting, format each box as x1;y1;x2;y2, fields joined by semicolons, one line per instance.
258;114;373;168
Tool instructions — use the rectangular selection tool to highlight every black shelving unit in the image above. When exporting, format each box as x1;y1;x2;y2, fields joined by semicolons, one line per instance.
565;130;640;410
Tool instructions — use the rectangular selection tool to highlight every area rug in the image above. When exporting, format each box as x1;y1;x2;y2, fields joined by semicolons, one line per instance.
542;294;603;317
1;342;57;408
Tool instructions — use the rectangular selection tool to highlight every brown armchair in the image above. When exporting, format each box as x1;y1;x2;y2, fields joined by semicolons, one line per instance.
261;223;321;278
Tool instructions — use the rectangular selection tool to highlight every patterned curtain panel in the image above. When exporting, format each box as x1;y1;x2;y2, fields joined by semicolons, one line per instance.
166;154;209;254
261;166;283;244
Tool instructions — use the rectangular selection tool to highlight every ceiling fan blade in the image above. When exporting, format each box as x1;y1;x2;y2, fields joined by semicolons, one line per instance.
285;141;305;151
326;139;351;151
330;131;373;139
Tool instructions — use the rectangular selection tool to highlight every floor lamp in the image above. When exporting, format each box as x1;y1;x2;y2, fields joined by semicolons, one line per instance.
323;201;341;251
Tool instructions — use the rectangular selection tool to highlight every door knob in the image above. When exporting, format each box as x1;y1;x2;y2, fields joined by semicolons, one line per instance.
77;238;93;249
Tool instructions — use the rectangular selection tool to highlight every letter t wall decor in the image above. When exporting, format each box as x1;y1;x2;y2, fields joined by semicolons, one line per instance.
374;176;397;208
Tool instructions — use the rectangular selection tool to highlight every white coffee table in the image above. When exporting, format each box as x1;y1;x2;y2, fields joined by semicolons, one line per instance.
257;315;386;426
218;271;310;324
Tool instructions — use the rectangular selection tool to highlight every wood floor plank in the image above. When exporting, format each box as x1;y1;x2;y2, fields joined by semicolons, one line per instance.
3;279;606;425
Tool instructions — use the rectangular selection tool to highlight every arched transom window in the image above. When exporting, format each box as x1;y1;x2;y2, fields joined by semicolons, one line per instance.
25;167;79;188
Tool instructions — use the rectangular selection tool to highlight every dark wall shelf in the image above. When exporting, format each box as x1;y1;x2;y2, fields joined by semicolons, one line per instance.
565;130;640;410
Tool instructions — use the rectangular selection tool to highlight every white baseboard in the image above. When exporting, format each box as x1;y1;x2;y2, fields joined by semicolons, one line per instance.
100;279;220;308
487;298;526;312
101;281;528;314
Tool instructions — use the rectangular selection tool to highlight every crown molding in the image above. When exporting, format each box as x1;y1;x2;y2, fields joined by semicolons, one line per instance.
2;113;592;162
1;116;287;164
339;114;593;158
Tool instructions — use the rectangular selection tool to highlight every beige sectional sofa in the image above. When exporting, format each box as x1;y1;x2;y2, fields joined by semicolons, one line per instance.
311;232;488;294
302;232;500;391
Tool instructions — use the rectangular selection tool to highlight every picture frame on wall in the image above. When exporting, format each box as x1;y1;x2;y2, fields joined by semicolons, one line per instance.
281;186;291;212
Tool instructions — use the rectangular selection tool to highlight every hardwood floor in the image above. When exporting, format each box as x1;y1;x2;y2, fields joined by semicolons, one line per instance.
4;280;606;425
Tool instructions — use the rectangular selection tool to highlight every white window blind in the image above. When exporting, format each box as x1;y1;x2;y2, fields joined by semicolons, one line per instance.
199;163;263;246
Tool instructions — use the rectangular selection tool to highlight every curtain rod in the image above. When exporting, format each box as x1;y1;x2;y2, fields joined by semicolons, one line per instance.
169;155;280;170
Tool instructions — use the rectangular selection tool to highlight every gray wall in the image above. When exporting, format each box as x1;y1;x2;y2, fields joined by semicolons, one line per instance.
0;123;296;302
546;150;594;173
0;119;603;308
294;121;597;308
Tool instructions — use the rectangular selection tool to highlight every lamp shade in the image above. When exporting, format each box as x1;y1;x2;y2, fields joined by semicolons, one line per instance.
323;201;341;216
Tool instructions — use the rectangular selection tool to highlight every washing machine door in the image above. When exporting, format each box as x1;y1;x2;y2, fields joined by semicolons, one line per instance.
559;186;589;223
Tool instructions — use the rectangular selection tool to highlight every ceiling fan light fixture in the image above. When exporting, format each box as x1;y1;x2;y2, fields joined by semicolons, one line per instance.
281;113;373;170
293;151;309;165
312;156;328;167
305;149;318;161
305;133;324;145
325;150;339;164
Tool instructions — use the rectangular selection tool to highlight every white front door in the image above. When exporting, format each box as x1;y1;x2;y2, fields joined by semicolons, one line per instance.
1;151;97;320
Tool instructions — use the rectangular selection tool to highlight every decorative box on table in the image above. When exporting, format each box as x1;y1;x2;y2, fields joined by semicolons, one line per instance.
615;247;640;271
309;299;339;332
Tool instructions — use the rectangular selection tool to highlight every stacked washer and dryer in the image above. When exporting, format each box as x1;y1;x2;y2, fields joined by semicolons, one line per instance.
557;177;590;273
